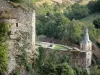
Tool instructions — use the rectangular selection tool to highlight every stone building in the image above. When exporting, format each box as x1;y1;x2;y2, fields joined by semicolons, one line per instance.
0;0;36;74
70;29;92;68
41;28;92;68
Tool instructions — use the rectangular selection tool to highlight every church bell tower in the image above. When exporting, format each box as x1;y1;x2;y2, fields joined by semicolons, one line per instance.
80;28;92;67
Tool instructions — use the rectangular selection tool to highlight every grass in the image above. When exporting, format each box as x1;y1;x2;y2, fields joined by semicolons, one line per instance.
52;44;72;51
36;41;72;51
53;45;67;50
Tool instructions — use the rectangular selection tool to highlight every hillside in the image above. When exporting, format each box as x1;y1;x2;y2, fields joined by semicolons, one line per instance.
35;0;95;5
80;13;100;24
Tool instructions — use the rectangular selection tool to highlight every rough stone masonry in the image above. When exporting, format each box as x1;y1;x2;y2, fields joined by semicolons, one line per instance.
0;0;36;74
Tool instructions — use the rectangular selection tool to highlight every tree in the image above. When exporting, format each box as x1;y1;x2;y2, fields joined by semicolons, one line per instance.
34;47;76;75
36;20;44;35
87;1;96;13
87;0;100;13
53;14;70;39
67;20;83;43
36;14;70;40
64;3;89;20
93;18;100;29
55;63;76;75
94;0;100;12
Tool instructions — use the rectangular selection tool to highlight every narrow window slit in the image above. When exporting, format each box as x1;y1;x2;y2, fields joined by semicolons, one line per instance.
16;23;18;27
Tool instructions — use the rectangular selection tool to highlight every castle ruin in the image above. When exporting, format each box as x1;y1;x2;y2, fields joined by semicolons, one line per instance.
0;0;36;74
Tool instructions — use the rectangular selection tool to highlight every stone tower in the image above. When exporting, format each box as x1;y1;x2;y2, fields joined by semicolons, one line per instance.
80;29;92;51
80;28;92;67
0;0;36;74
70;28;92;68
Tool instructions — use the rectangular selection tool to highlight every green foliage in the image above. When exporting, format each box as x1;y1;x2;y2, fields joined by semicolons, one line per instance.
36;14;70;39
96;42;100;48
34;47;76;75
55;63;76;75
90;66;100;75
93;18;100;29
73;67;89;75
94;0;100;12
10;0;34;9
35;2;62;16
36;47;46;67
0;45;8;73
0;22;10;73
36;13;97;43
14;31;34;75
64;3;90;20
10;68;20;75
87;1;96;13
88;24;97;41
36;2;98;43
40;63;55;75
67;20;83;43
58;55;70;63
88;0;100;13
16;50;28;66
0;22;10;41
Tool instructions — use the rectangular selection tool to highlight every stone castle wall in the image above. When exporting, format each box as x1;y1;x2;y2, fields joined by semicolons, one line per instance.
70;51;87;68
0;0;36;74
